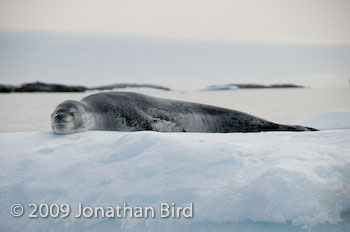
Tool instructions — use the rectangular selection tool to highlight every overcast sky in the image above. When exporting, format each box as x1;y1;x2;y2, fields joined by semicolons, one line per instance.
0;0;349;88
1;0;349;44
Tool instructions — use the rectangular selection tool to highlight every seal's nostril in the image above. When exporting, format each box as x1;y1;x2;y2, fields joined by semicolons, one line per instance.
54;113;60;120
54;112;66;120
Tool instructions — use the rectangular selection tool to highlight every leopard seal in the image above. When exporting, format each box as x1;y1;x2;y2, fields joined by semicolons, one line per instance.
51;92;317;134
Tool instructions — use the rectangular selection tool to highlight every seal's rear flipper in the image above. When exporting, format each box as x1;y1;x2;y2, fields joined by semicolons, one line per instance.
303;126;319;131
278;125;319;132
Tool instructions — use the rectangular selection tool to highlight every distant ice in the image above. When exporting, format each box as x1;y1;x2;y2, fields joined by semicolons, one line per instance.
0;111;350;231
86;87;168;94
202;85;239;91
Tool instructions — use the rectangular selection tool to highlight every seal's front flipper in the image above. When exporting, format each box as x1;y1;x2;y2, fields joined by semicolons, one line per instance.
149;117;184;132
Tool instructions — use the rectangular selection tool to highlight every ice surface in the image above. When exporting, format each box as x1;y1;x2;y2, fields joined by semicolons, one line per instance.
0;111;350;231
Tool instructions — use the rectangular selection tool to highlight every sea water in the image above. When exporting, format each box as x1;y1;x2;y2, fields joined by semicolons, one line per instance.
0;87;349;132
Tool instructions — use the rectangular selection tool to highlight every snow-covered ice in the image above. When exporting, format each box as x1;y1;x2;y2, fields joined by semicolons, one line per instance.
298;110;350;130
0;111;350;232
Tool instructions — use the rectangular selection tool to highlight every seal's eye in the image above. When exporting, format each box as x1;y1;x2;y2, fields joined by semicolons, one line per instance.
70;112;75;116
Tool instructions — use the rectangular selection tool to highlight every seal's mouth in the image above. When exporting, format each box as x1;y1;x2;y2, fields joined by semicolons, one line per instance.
52;122;74;128
52;122;76;134
52;122;73;126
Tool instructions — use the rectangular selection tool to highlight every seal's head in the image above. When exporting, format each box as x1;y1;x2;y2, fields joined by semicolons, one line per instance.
51;100;89;134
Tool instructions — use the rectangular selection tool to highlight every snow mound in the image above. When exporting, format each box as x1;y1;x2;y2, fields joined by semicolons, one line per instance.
298;110;350;130
1;111;350;231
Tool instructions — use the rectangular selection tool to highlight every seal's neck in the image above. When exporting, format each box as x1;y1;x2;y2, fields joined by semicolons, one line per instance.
79;103;98;131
